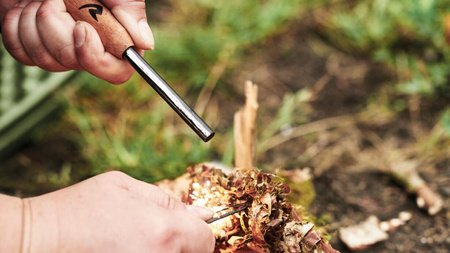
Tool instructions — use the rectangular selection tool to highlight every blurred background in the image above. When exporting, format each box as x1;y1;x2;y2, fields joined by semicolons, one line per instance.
0;0;449;252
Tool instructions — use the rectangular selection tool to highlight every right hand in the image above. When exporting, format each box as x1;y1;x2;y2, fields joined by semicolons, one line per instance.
23;171;215;253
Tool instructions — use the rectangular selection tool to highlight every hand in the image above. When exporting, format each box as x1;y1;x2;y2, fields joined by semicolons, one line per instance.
22;171;215;253
1;0;154;84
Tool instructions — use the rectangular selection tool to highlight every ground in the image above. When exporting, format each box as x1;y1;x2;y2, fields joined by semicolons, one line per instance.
220;20;450;253
1;12;449;253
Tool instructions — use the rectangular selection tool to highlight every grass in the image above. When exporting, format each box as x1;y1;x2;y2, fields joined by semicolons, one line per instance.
2;0;449;192
52;0;317;184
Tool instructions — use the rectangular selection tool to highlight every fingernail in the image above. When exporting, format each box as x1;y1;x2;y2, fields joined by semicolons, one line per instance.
138;20;155;50
74;22;86;48
186;205;215;220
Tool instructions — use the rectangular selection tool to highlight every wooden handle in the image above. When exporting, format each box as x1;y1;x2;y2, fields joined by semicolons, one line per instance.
63;0;134;58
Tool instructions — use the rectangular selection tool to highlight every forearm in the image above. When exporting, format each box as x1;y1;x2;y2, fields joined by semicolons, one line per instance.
0;194;23;252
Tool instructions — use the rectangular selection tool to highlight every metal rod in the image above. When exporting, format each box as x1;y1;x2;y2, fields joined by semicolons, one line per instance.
206;204;248;224
123;47;215;142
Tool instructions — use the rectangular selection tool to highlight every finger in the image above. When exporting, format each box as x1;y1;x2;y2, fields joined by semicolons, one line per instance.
115;171;189;211
127;179;215;220
127;179;214;220
73;21;135;84
185;205;215;220
35;0;82;70
134;203;214;253
171;211;215;253
18;1;69;72
107;0;154;50
1;6;34;66
106;171;214;219
96;171;187;211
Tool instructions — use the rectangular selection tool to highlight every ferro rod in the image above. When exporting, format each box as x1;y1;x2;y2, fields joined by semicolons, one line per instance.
123;47;215;142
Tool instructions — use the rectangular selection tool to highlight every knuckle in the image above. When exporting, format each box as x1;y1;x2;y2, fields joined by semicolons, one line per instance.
156;193;184;211
127;1;146;12
2;8;21;37
166;197;179;210
54;44;78;69
78;52;132;84
153;222;179;248
159;194;172;209
3;41;28;64
96;171;130;190
35;1;54;22
104;170;128;180
30;51;56;69
20;1;41;17
110;0;146;10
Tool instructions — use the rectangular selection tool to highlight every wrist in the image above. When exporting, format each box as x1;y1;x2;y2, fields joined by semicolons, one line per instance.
22;196;59;253
0;194;23;253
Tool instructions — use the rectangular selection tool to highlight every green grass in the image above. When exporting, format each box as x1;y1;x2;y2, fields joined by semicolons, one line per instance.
4;0;449;189
61;0;450;183
62;74;212;183
318;0;450;97
56;0;315;183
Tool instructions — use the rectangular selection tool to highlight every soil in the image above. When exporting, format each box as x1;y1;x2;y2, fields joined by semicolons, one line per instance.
218;20;450;253
1;9;449;253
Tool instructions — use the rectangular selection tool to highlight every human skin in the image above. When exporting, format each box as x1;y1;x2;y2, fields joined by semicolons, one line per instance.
0;0;154;84
0;1;214;251
0;171;216;253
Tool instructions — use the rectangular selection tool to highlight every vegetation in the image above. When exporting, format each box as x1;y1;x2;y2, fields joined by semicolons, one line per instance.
1;1;448;251
2;0;449;199
54;0;320;184
315;0;450;96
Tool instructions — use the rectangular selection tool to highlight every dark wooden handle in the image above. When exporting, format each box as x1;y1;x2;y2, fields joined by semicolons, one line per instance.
63;0;134;58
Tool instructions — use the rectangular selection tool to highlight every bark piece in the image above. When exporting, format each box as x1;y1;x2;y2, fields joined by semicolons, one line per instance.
339;212;412;251
339;216;389;251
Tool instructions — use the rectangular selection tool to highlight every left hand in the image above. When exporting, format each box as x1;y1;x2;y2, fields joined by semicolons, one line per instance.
1;0;154;84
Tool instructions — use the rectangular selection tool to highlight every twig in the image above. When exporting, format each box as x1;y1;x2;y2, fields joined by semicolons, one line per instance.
234;81;258;170
258;114;356;153
362;131;444;215
194;45;234;117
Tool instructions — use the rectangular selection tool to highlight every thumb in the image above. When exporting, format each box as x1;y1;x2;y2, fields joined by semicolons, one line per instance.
185;205;215;220
105;0;154;50
118;172;214;219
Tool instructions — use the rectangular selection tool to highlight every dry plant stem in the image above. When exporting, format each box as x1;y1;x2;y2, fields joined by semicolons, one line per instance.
234;81;259;170
265;104;443;215
259;114;356;153
194;46;233;117
365;132;443;215
444;14;450;44
390;164;443;216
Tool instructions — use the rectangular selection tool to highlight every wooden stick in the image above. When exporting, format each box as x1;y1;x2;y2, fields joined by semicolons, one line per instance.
63;0;134;58
234;81;258;170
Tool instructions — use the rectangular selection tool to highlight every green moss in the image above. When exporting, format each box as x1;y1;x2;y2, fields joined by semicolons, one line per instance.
284;178;316;209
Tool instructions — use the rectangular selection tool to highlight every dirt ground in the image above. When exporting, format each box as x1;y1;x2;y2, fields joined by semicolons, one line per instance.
221;20;450;253
1;12;449;253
